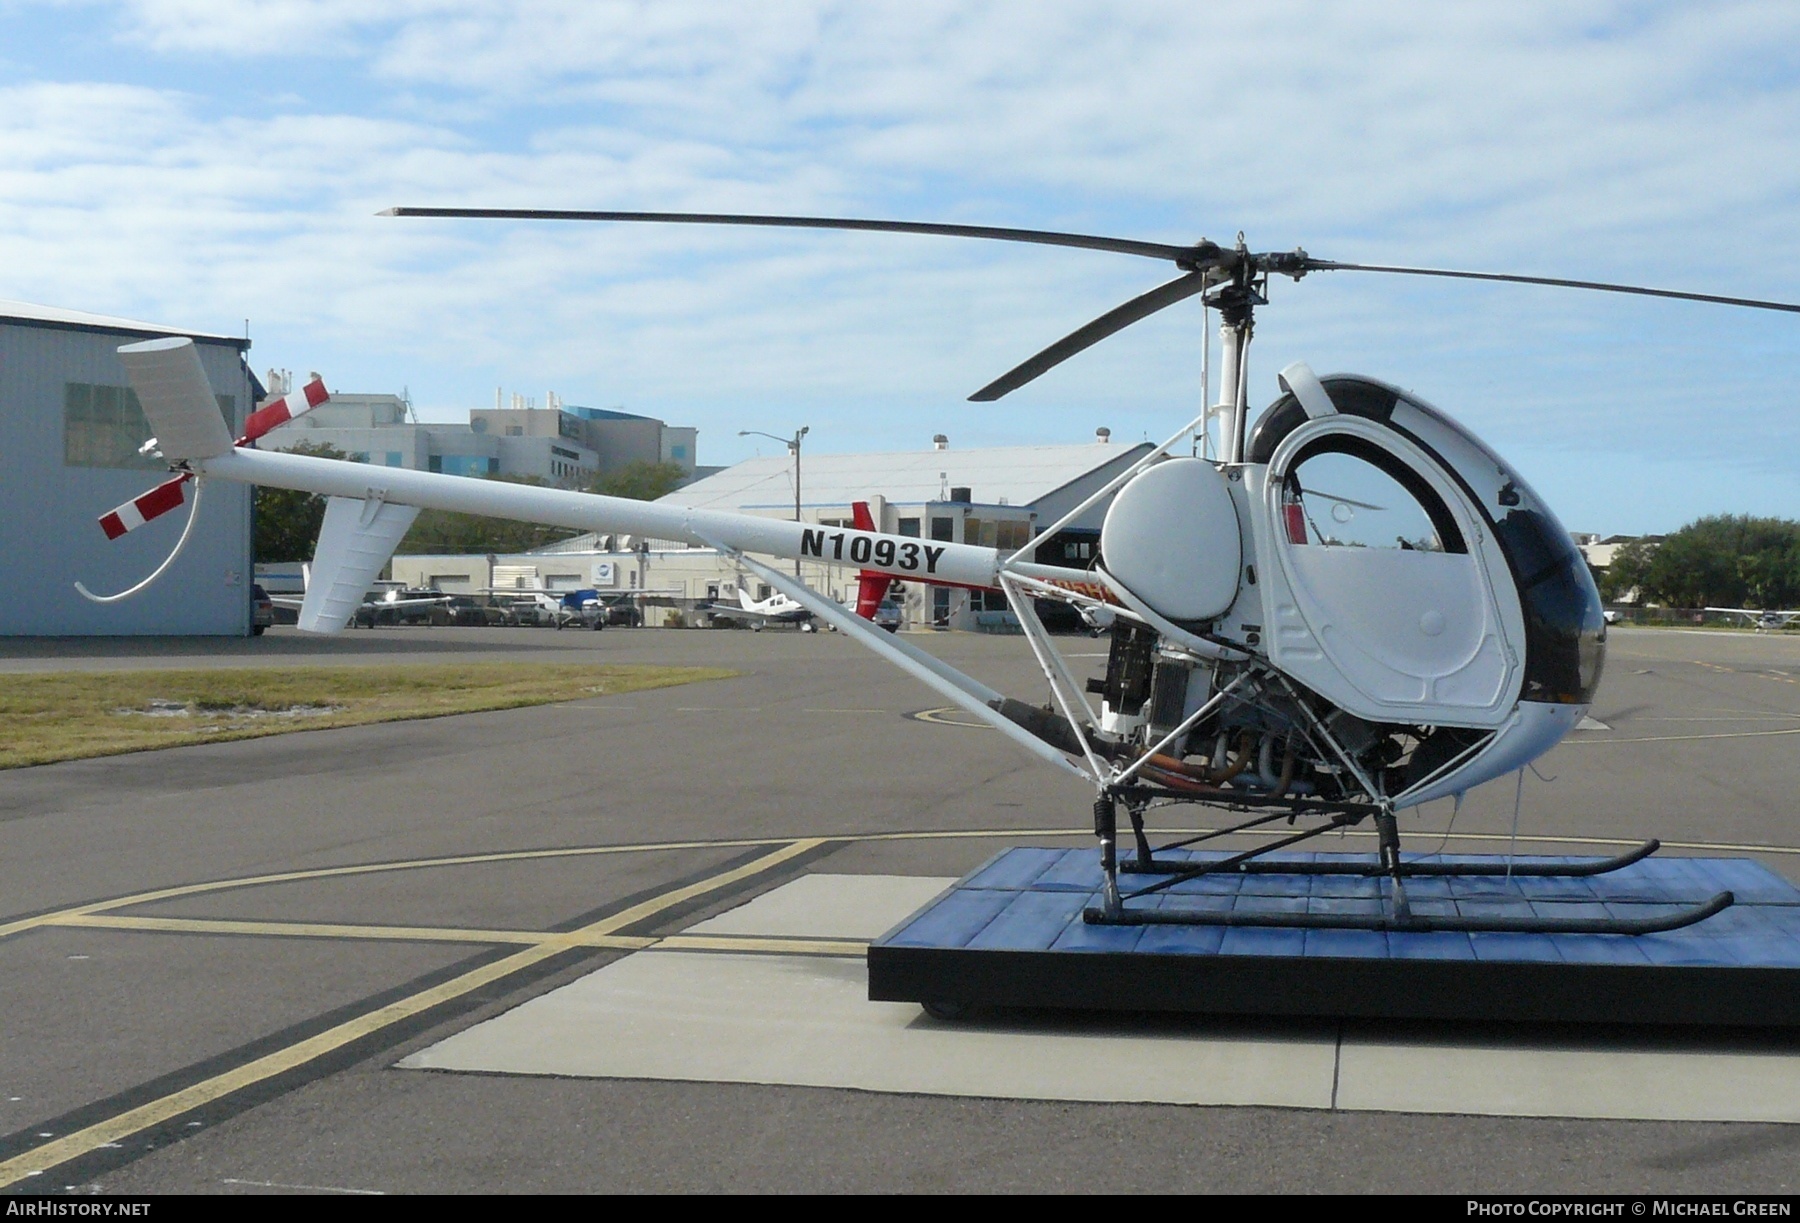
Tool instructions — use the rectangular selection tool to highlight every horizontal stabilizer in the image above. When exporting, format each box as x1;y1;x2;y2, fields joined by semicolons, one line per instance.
117;337;235;461
299;496;422;633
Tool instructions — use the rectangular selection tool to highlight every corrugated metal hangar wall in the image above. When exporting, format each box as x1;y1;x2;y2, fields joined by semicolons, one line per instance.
0;308;256;636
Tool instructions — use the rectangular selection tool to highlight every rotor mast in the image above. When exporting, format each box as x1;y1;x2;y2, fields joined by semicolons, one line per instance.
1204;238;1262;464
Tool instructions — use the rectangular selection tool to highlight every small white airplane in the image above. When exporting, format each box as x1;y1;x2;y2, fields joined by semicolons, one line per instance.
1706;607;1800;631
705;587;817;631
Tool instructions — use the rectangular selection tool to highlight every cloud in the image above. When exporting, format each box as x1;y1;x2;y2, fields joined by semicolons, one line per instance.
1;1;1796;531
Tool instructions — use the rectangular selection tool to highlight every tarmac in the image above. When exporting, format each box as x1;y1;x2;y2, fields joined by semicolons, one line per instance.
0;624;1797;1193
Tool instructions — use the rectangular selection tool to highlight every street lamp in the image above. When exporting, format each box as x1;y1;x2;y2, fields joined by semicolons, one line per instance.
739;426;809;576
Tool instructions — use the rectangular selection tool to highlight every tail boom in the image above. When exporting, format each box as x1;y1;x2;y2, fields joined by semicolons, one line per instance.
194;447;1002;590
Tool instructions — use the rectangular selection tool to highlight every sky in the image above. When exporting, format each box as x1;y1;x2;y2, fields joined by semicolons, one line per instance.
2;1;1797;534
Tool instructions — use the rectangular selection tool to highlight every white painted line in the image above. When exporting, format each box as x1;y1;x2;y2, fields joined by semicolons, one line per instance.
686;874;955;940
1576;716;1611;732
401;950;1338;1108
221;1179;385;1195
1336;1038;1800;1123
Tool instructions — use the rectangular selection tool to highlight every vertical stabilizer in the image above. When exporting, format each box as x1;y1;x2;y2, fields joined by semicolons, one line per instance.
117;337;235;461
298;496;422;633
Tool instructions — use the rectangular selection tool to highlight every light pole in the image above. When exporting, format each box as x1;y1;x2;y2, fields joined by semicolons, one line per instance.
739;426;809;577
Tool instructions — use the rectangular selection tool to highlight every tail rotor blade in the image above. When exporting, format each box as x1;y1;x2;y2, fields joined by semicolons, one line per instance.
242;376;331;443
97;473;192;540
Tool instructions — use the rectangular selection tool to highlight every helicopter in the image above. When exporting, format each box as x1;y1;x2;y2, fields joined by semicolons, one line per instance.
96;208;1800;938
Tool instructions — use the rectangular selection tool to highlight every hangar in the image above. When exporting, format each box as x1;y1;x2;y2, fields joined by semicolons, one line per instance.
0;300;259;636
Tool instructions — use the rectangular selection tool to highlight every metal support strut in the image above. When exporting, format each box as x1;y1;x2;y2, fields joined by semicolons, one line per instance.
1095;794;1121;919
1374;809;1413;921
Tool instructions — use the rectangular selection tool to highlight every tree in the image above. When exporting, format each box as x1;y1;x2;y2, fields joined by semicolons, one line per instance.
253;441;346;562
1599;537;1655;603
1635;515;1800;609
590;460;687;501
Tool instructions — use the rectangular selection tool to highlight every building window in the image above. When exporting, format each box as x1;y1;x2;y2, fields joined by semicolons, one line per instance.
386;451;403;467
64;383;159;470
964;518;999;547
428;455;443;473
930;517;955;542
898;518;921;537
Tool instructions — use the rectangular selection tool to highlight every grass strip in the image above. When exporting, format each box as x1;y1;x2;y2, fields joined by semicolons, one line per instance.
0;663;734;769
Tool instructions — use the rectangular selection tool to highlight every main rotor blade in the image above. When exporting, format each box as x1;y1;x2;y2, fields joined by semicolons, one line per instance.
381;207;1193;263
969;271;1210;402
1306;260;1800;315
1301;488;1386;512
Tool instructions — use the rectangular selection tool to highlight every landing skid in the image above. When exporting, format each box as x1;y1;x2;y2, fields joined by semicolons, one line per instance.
1124;837;1662;878
1086;793;1735;937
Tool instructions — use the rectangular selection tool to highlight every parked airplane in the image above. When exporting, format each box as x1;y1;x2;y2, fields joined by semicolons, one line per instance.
1706;607;1800;631
704;586;817;631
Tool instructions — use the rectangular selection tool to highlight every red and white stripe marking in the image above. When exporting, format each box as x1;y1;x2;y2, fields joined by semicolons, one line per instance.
97;372;330;540
98;474;191;540
240;376;330;443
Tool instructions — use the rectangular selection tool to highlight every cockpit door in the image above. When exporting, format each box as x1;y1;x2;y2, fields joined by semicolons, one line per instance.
1259;417;1521;726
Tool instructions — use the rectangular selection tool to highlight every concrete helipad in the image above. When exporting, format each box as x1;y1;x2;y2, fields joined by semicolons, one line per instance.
401;874;1800;1122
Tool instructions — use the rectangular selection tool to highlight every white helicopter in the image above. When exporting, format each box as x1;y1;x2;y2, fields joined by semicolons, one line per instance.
96;208;1800;937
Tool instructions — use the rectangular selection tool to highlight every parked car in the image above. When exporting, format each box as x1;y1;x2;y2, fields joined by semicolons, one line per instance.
872;597;903;633
250;584;274;635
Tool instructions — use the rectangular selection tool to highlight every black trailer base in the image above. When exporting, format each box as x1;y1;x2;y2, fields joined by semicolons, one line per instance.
866;847;1800;1027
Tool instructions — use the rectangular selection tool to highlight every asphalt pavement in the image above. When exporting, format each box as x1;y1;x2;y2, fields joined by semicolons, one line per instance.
0;624;1796;1193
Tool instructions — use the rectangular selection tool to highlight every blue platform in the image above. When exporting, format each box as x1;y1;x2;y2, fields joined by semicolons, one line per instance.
867;848;1800;1027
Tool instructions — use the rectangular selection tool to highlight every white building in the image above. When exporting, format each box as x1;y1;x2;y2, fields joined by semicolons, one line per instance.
259;389;694;490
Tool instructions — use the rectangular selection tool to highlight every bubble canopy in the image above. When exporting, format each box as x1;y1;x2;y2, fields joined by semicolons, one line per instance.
1248;376;1605;706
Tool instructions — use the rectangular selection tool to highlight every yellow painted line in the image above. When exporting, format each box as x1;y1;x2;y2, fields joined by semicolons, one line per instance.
1559;726;1800;745
657;934;867;957
0;839;822;1189
49;912;864;958
583;838;826;936
0;835;815;942
45;913;654;951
